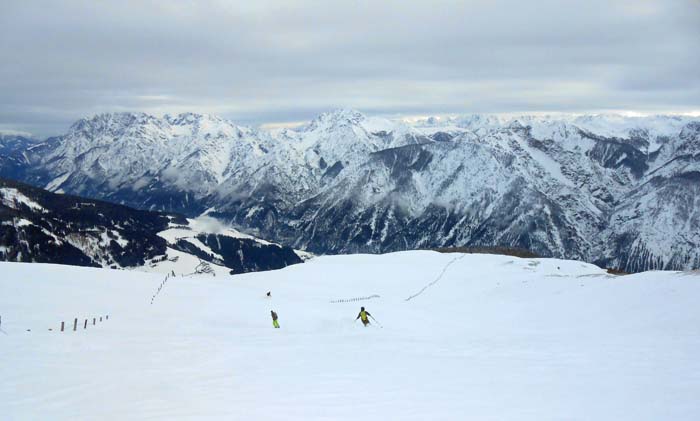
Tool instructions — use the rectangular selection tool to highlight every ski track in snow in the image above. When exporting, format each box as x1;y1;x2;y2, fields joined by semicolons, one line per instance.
404;254;467;301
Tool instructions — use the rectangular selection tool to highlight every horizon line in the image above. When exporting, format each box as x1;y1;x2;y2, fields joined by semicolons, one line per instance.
3;108;700;139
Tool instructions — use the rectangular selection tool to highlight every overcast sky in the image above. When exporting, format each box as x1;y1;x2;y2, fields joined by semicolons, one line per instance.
1;0;699;137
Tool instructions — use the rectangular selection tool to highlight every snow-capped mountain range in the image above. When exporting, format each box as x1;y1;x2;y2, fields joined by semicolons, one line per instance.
1;110;699;272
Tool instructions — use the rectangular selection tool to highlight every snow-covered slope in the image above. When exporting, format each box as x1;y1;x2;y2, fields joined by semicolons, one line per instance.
0;177;172;267
2;110;699;272
0;178;302;273
152;215;303;275
1;251;699;420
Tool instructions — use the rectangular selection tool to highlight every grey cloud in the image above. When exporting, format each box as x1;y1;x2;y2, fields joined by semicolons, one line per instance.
0;0;698;137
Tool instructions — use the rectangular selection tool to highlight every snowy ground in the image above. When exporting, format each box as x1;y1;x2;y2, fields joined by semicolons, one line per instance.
1;251;699;420
138;215;313;277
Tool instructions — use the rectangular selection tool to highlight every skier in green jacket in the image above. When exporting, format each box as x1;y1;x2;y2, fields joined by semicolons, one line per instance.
271;310;280;328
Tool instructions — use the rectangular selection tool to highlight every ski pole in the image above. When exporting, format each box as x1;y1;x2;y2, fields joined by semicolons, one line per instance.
369;315;383;328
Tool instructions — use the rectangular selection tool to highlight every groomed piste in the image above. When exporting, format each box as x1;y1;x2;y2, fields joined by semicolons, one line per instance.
1;251;699;420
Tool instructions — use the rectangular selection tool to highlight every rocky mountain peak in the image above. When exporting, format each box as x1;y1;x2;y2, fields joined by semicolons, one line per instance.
67;112;164;138
305;108;367;131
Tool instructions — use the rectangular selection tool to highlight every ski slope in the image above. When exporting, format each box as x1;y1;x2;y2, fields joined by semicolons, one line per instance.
1;251;699;420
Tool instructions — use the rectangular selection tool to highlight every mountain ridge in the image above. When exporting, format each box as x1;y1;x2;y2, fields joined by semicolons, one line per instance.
0;178;303;273
1;109;698;272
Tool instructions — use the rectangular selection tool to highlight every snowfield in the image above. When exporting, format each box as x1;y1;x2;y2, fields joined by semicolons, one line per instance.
1;251;699;420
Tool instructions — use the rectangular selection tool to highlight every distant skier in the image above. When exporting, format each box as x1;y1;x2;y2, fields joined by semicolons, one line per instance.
356;307;372;327
266;291;272;298
270;310;280;328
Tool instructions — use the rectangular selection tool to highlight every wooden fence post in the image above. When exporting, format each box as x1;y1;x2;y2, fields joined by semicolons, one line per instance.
106;315;109;320
99;317;102;322
92;318;96;325
61;321;65;332
84;319;87;329
73;318;78;331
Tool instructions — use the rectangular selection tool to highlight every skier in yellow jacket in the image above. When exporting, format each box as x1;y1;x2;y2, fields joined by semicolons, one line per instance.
356;307;372;327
